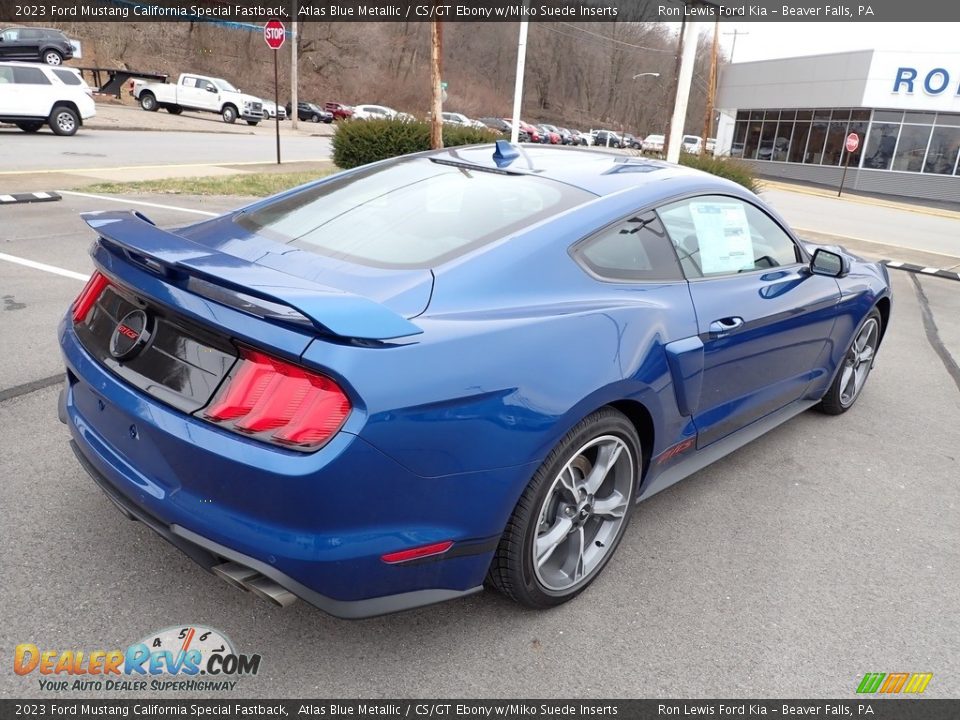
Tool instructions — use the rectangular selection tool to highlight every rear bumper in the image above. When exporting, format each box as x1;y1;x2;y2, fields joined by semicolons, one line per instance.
59;317;523;618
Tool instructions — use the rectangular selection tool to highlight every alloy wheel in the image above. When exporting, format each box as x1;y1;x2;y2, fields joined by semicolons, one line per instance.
839;317;879;407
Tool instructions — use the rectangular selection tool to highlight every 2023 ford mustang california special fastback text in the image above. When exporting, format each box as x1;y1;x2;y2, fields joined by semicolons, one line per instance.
59;143;892;618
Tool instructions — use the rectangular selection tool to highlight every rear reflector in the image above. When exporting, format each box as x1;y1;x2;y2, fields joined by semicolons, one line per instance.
72;271;110;323
381;541;454;565
203;348;351;451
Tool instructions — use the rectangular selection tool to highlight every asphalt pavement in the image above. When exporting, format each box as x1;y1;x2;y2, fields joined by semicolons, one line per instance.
1;194;959;698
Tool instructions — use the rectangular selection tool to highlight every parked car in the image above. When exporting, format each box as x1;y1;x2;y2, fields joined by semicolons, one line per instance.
575;130;593;146
0;26;78;66
593;130;623;148
442;111;472;126
324;102;354;121
682;134;704;154
705;138;717;154
557;128;576;145
538;125;561;144
133;73;264;125
260;99;287;121
60;144;891;617
352;104;397;120
622;133;642;149
641;134;665;153
0;61;94;136
507;118;540;143
480;117;530;142
294;102;332;123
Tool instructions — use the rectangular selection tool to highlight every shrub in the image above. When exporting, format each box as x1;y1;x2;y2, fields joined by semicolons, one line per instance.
333;119;499;169
678;153;761;193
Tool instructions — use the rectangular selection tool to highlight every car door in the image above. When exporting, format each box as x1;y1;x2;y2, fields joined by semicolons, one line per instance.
177;76;207;110
658;194;841;448
11;65;54;117
16;28;42;61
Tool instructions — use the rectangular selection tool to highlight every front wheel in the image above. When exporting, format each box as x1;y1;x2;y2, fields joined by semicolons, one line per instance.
49;106;80;136
310;114;320;123
246;120;259;126
487;408;639;608
819;308;882;415
222;105;238;124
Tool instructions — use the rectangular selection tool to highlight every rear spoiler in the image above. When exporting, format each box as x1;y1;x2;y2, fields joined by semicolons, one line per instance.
83;211;423;341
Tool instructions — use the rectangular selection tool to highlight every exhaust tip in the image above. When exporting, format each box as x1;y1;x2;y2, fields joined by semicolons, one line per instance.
212;562;259;592
246;576;298;607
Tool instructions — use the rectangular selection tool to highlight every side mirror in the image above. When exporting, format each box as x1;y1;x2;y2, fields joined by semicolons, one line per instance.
810;248;848;277
206;85;217;93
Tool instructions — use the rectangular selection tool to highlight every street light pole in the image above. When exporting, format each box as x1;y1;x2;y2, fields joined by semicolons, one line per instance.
510;1;530;145
666;21;700;164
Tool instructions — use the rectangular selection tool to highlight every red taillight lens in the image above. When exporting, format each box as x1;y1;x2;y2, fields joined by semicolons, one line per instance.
381;541;454;565
72;271;110;323
203;348;351;451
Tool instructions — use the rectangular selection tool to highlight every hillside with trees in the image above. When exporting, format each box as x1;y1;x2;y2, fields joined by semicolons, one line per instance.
46;20;722;135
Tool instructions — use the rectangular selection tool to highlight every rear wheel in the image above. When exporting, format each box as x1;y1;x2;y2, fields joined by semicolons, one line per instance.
246;120;259;126
139;93;158;112
167;105;183;115
43;49;63;66
819;308;882;415
488;408;639;608
49;105;79;136
16;121;44;133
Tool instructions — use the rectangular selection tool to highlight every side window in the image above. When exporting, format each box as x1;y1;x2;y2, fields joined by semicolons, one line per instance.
181;76;197;88
13;67;52;85
574;212;684;282
52;69;82;86
0;66;14;84
2;30;19;42
658;195;800;278
20;29;41;40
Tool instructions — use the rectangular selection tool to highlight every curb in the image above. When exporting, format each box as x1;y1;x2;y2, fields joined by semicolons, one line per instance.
761;180;960;221
0;191;61;205
882;260;960;282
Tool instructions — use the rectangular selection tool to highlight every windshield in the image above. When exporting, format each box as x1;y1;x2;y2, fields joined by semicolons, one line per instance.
235;158;594;268
214;78;238;92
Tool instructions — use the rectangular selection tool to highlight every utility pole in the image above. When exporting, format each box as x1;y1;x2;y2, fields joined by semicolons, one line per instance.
701;20;718;154
430;8;443;150
723;28;748;62
290;12;298;130
666;20;700;164
663;17;686;159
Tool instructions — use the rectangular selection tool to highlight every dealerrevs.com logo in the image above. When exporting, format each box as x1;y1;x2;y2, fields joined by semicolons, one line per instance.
14;626;261;692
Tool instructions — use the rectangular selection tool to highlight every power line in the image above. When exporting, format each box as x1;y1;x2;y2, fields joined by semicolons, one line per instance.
555;22;676;54
537;24;675;57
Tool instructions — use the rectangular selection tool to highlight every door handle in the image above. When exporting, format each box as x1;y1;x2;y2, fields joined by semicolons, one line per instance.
709;317;744;336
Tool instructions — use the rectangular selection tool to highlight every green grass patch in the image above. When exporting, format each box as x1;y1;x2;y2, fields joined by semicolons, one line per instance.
84;170;335;198
678;153;761;193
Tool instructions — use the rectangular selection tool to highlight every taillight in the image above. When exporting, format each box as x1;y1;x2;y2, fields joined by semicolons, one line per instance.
381;541;454;565
202;348;351;451
72;271;110;323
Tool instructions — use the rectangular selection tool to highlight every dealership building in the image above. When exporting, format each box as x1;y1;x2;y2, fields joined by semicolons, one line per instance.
715;50;960;202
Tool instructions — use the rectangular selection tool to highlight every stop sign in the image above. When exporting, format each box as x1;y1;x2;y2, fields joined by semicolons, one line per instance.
845;133;859;153
263;20;285;50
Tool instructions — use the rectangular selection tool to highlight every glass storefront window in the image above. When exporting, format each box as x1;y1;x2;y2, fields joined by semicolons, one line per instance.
874;110;904;123
806;120;829;164
731;121;748;157
813;109;832;120
789;122;810;163
843;119;868;167
822;116;851;165
851;109;870;122
923;126;960;174
772;121;793;161
743;119;763;159
796;110;812;120
862;123;899;170
936;113;960;127
758;119;778;160
892;124;933;172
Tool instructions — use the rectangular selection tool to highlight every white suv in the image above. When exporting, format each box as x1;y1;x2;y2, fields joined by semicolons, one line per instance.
0;61;95;136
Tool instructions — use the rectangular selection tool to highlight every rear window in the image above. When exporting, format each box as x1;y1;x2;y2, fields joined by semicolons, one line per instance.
235;159;594;268
52;69;82;85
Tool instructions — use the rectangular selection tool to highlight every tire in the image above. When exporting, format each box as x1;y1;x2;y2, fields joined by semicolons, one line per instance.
222;105;238;124
818;308;882;415
310;114;320;123
140;93;158;112
16;121;44;133
43;49;63;66
49;105;79;136
487;407;640;609
167;105;183;115
324;117;333;124
246;120;259;126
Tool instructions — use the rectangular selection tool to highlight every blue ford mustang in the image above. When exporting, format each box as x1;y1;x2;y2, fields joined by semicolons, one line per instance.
59;143;892;617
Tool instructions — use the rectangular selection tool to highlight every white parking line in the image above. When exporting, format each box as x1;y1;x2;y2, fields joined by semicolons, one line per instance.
57;190;219;217
0;252;89;282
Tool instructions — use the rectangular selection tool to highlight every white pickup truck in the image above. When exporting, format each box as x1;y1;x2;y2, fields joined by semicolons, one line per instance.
132;73;264;125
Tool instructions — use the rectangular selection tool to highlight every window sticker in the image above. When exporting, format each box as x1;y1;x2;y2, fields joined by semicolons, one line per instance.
689;201;753;274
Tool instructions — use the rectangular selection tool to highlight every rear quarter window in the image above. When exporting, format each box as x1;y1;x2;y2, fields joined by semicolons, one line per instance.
236;158;594;268
52;69;82;85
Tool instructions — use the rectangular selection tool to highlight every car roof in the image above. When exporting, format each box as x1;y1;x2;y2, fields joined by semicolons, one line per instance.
411;144;740;197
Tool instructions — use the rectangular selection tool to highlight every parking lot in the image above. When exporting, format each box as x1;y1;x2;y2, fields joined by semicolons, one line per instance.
1;187;959;699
